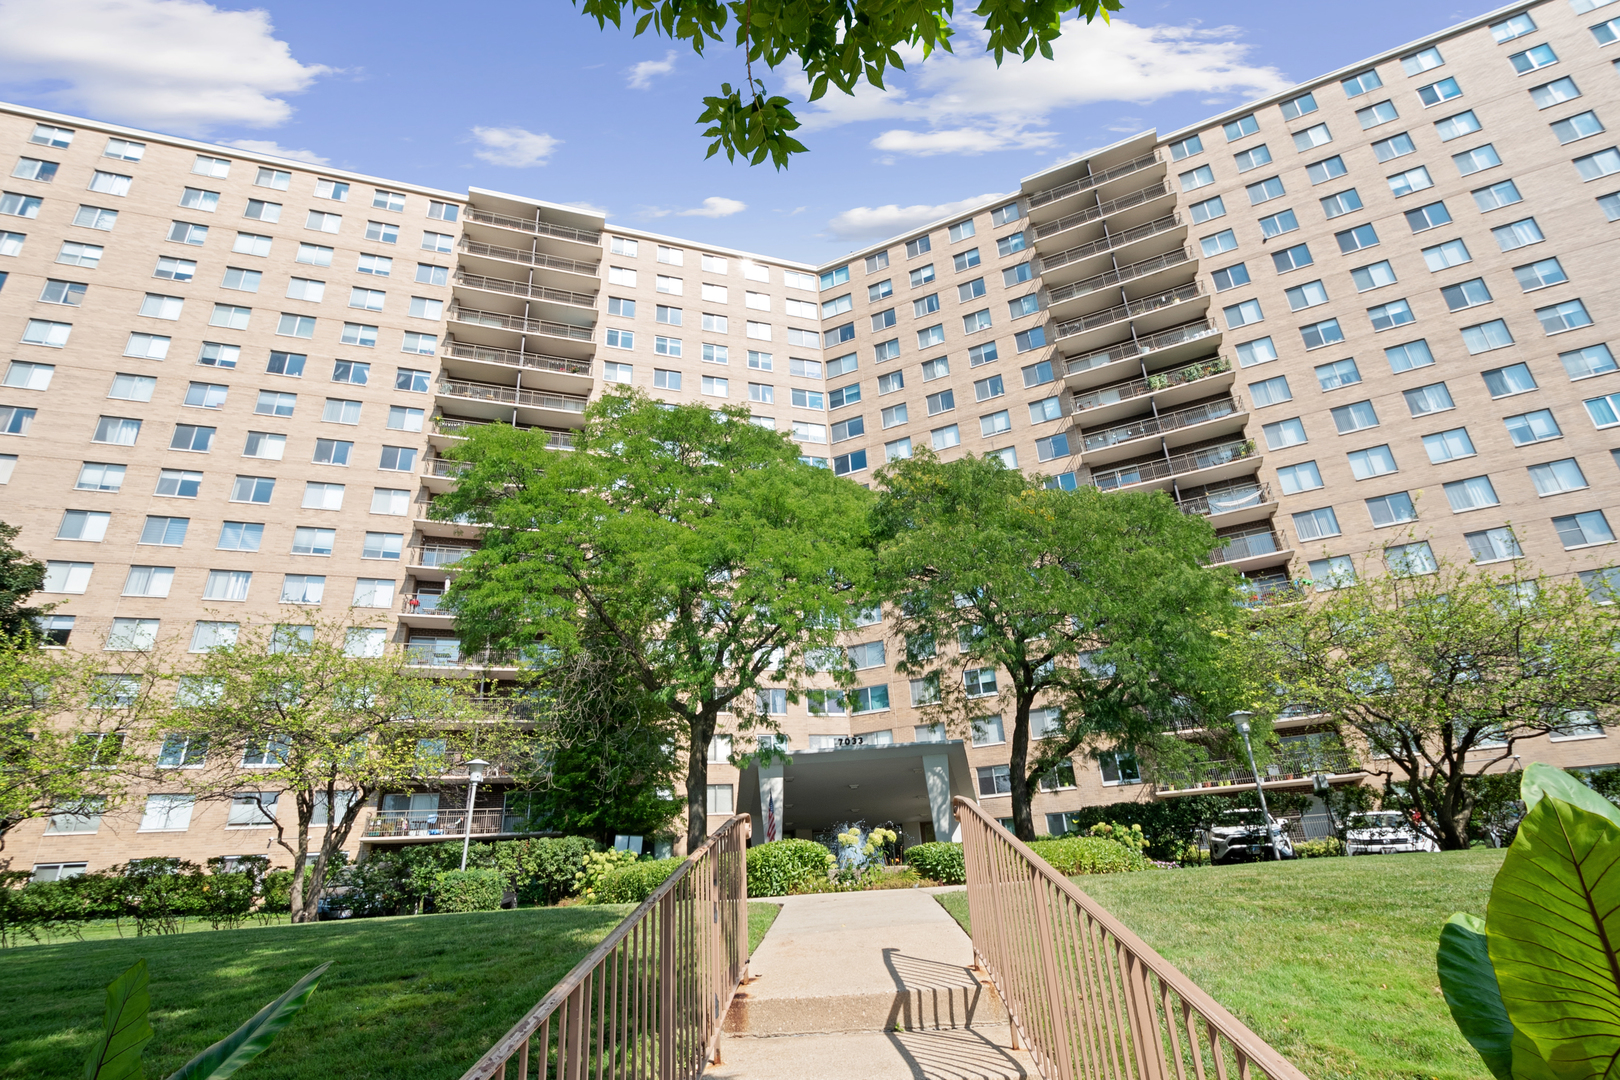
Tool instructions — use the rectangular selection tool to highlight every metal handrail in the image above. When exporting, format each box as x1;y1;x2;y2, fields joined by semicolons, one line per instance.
449;305;594;342
1081;395;1242;453
1070;357;1231;414
1209;529;1286;564
460;814;752;1080
459;237;600;276
464;206;601;245
423;458;470;478
439;378;589;413
456;270;598;309
1038;214;1183;273
1064;320;1219;377
1031;181;1172;241
1177;482;1271;517
444;340;593;377
1045;247;1192;306
363;808;534;839
1157;753;1362;792
1054;282;1204;340
408;544;478;567
1089;439;1255;491
1027;151;1164;209
954;798;1310;1080
434;416;578;449
400;592;448;614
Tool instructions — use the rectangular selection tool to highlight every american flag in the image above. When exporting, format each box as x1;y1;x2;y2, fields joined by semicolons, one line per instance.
765;790;779;842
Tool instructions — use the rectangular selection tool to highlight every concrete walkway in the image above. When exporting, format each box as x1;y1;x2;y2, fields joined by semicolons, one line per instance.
709;890;1034;1080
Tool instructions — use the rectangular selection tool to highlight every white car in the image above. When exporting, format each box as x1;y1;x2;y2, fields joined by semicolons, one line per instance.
1345;811;1439;855
1207;808;1295;863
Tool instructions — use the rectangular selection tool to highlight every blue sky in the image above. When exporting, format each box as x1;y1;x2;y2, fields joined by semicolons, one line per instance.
0;0;1498;263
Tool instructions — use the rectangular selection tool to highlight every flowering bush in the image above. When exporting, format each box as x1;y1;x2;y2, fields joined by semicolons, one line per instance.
1027;835;1149;876
747;839;836;897
904;842;966;885
574;849;641;900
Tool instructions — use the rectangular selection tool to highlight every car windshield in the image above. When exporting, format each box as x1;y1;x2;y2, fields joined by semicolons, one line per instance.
1351;812;1404;828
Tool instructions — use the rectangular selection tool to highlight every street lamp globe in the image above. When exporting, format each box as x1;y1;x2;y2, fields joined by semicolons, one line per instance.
467;758;489;783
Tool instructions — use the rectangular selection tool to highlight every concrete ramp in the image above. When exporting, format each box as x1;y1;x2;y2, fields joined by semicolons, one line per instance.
710;890;1033;1079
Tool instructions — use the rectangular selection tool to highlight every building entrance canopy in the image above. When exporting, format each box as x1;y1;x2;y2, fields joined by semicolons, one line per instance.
736;740;976;847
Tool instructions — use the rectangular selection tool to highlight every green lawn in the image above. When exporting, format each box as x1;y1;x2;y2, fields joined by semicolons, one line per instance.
936;850;1504;1080
749;900;781;953
1;901;787;1080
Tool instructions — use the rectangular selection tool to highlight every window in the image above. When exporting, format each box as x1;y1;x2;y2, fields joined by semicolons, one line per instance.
1403;382;1454;417
123;565;174;598
230;475;274;503
1305;157;1348;190
1250;374;1292;407
92;415;140;445
1348;444;1399;480
926;389;955;416
42;561;92;594
1417;78;1463;107
156;469;202;498
1262;417;1307;449
1300;319;1345;349
1366;490;1419;525
1442;475;1499;513
1538;299;1593;335
218;521;264;551
57;509;110;542
1293;507;1342;541
1277;461;1323;494
54;240;100;268
1280;92;1318;121
1320;189;1363;219
1513;257;1567;292
1458;318;1513;355
1578;148;1620;185
1188;196;1226;226
1385;541;1438;576
170;423;216;452
1168;134;1207;162
1483;363;1537;398
1231;337;1276;369
1554;511;1615;549
76;462;125;492
1440;277;1492;312
1285;279;1329;310
312;438;353;465
1490;11;1536;42
1563;343;1618;381
1223;299;1263;329
1532;77;1582;109
1247;176;1286;204
1356;100;1399;130
1529;458;1588;496
1331;400;1380;433
1221;113;1260;142
1315;358;1361;391
1272;243;1313;273
340;323;377;347
178;186;220;213
918;324;946;349
3;360;52;391
1234;144;1273;172
1491;219;1545;255
1295;125;1334;153
1473;179;1523;212
1387;166;1434;197
1212;264;1251;291
302;482;344;510
1504;408;1561;445
1553;112;1606;146
1509;43;1559;74
931;424;961;450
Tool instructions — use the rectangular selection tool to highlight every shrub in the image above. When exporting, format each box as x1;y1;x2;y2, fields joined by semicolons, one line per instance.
575;849;641;900
1027;836;1148;876
591;858;684;904
1050;796;1233;861
492;836;600;905
1295;837;1345;858
904;842;965;885
747;839;834;897
261;870;295;918
433;869;506;913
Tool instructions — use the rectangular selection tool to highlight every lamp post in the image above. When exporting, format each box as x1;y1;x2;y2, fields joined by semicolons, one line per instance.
1231;712;1282;862
459;758;489;872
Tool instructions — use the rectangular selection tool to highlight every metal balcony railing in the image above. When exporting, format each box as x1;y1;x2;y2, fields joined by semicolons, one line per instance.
1037;214;1182;273
1210;529;1286;564
1026;150;1164;209
1157;750;1361;792
401;592;449;615
455;271;597;309
1064;319;1219;377
1177;481;1271;517
403;642;517;668
1088;438;1255;491
438;378;589;413
463;206;601;245
1054;281;1204;341
1044;246;1192;306
433;416;577;449
449;305;594;343
458;237;599;276
362;808;541;839
408;544;478;568
1030;181;1172;242
1080;395;1242;453
443;340;592;377
423;458;470;479
1070;356;1230;413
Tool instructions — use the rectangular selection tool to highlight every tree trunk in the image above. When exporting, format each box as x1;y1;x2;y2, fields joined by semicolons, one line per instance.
685;706;719;852
288;816;313;923
1009;691;1036;842
1435;774;1475;851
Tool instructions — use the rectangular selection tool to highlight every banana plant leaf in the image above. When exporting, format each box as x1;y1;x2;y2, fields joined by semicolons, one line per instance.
1520;762;1620;831
165;962;331;1080
1438;914;1517;1080
83;960;155;1080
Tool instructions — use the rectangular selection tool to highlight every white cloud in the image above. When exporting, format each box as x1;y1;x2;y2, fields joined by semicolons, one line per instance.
827;192;1008;240
220;138;328;165
678;196;747;218
0;0;328;135
560;201;609;217
628;50;677;90
471;126;561;167
794;19;1290;157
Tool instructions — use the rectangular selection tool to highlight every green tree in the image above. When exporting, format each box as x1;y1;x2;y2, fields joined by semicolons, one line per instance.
1257;554;1620;850
577;0;1123;166
163;621;490;922
0;522;48;642
870;451;1258;841
435;389;874;849
0;642;162;847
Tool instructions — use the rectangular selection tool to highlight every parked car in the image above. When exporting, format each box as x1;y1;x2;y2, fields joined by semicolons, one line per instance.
1207;808;1295;863
1345;811;1439;855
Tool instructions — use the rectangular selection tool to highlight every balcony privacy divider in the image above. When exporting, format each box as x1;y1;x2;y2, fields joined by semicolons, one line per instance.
954;798;1310;1080
460;814;752;1080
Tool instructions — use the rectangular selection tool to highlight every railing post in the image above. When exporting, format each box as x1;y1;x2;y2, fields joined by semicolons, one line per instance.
659;887;675;1080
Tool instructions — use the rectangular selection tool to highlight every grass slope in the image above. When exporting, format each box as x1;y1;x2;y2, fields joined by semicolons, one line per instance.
3;901;785;1080
936;850;1504;1080
749;901;781;953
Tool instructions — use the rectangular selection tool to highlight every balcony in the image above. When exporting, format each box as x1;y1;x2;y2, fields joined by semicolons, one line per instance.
458;237;598;277
448;305;593;344
463;206;601;246
1177;481;1277;526
1037;214;1183;278
1045;247;1193;311
404;641;518;671
1088;438;1257;493
438;378;589;418
1027;151;1163;211
1069;356;1231;423
431;415;576;450
1063;319;1221;391
399;592;453;628
1079;396;1245;464
1156;750;1363;795
1209;529;1289;567
408;544;478;571
455;271;597;311
1030;181;1172;243
443;340;591;379
1054;281;1204;343
363;808;544;841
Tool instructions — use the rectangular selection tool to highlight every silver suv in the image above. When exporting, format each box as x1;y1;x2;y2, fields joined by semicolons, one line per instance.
1207;808;1296;863
1345;811;1438;856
